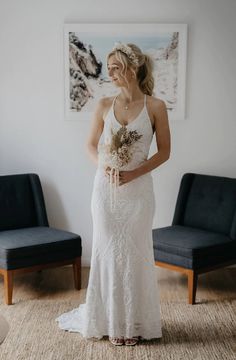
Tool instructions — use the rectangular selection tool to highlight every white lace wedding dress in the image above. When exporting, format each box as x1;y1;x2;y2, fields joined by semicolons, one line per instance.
56;94;162;340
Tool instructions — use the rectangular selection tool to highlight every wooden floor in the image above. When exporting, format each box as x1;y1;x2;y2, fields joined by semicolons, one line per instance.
0;265;235;304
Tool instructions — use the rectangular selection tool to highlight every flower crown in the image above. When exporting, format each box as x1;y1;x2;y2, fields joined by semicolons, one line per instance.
112;42;139;66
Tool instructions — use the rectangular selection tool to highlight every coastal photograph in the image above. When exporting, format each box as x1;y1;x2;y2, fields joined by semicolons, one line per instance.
64;24;187;120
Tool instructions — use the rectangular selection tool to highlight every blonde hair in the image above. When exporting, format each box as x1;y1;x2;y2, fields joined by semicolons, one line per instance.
107;43;154;96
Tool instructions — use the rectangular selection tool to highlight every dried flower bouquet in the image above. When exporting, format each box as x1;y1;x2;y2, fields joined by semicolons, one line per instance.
99;125;143;211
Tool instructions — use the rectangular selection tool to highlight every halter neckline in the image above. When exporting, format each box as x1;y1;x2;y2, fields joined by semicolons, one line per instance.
112;94;147;128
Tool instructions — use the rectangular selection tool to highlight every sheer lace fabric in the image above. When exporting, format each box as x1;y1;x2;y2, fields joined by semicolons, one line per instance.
56;95;162;340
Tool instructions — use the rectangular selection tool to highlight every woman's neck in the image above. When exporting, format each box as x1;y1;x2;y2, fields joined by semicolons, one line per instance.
119;86;144;103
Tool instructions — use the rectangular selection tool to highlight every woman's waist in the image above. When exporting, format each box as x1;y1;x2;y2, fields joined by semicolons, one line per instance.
95;164;153;183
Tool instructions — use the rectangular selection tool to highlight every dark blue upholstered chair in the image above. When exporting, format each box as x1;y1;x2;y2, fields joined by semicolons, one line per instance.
153;173;236;304
0;173;82;305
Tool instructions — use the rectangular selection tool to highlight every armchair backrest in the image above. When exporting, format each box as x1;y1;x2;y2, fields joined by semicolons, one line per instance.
172;173;236;240
0;173;49;231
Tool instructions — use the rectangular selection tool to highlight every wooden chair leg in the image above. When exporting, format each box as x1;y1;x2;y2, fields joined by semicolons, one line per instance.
187;270;198;305
3;270;14;305
73;257;81;290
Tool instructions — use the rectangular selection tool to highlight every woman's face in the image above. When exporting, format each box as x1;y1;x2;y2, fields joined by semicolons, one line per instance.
107;55;133;87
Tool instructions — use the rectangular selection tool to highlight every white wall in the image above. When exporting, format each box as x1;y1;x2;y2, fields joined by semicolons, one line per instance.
0;0;236;266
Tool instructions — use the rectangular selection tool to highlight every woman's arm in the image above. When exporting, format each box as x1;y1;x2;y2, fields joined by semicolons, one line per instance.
86;99;105;166
134;98;171;177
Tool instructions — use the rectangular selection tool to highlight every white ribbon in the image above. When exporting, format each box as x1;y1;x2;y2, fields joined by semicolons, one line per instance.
109;167;119;212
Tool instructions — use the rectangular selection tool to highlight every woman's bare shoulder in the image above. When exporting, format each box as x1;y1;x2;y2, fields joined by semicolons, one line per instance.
146;95;166;110
97;96;114;107
97;96;115;119
146;95;167;128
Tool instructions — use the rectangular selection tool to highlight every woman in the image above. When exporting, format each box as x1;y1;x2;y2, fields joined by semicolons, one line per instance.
56;42;171;346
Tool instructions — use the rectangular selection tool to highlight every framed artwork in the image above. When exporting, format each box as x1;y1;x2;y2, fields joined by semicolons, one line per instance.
64;23;187;121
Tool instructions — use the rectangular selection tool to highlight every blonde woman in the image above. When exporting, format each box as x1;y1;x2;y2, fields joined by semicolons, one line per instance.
57;42;171;346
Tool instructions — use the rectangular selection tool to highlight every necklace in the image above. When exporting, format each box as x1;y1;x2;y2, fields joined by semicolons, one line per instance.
119;96;131;111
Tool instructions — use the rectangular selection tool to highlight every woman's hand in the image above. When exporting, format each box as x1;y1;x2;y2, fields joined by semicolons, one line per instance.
105;166;138;186
118;170;138;185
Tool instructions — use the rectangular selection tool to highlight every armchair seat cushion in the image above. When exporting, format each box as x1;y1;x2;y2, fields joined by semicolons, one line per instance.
153;225;236;269
0;226;82;270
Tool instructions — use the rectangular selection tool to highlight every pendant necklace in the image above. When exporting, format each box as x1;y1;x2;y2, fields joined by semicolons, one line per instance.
118;94;131;110
124;99;131;110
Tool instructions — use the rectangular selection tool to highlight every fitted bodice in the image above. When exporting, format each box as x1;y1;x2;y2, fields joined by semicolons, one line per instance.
98;94;154;171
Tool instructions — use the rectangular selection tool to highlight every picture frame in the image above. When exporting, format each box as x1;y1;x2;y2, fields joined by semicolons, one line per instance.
64;23;188;121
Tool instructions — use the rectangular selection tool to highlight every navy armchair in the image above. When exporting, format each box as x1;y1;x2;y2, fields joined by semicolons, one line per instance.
0;173;82;305
153;173;236;304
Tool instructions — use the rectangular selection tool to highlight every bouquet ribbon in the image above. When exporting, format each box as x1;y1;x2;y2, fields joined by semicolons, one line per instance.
109;167;119;212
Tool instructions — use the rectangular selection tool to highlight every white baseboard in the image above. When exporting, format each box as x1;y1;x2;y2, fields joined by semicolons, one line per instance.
75;254;236;269
80;260;235;268
81;257;91;267
80;259;236;268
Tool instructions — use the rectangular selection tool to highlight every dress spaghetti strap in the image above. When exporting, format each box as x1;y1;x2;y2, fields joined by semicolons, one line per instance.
113;95;118;106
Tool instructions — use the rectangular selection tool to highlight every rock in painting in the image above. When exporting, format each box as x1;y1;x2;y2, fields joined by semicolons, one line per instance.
69;33;102;111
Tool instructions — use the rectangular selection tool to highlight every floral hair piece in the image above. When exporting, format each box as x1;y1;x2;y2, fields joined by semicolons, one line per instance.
112;42;139;66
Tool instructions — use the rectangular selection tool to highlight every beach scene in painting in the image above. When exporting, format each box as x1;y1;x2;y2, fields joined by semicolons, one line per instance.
68;32;179;113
